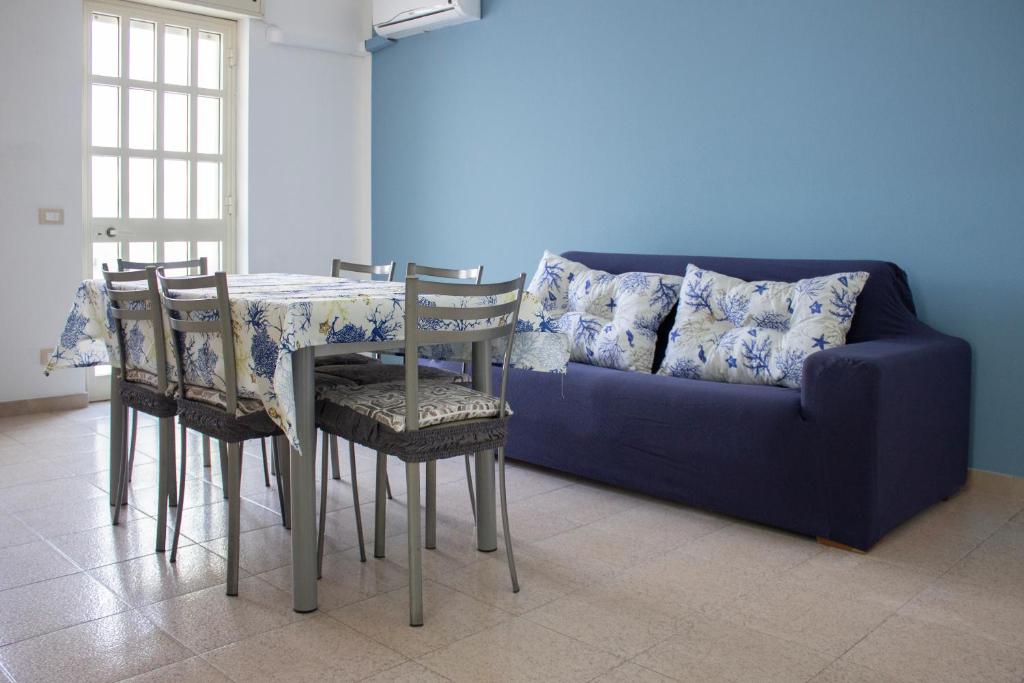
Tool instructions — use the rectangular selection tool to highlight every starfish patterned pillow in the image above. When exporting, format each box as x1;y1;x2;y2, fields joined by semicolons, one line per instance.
657;264;869;388
527;251;683;372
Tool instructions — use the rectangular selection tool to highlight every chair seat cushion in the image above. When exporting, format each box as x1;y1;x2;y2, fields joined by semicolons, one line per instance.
317;387;509;462
314;352;375;367
315;363;467;390
120;381;178;418
319;382;509;432
177;399;282;442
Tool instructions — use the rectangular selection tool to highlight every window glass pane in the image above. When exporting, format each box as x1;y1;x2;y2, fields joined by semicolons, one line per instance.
163;241;190;275
197;241;221;272
91;14;119;77
91;156;119;218
196;162;221;219
196;97;220;154
164;25;190;86
129;20;155;81
197;32;221;90
92;242;120;280
128;242;155;264
91;84;119;147
163;159;189;219
163;92;189;152
128;157;155;219
128;88;155;150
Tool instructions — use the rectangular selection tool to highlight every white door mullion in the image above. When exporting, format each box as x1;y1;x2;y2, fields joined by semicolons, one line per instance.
118;17;129;228
189;27;199;224
155;19;165;224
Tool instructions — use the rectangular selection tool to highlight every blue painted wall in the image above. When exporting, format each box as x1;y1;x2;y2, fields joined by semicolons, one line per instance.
372;0;1024;475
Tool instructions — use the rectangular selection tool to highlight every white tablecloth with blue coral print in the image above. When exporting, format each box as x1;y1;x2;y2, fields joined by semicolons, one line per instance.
46;273;569;448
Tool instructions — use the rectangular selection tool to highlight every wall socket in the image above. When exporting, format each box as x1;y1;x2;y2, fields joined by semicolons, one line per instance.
38;208;64;225
39;348;54;365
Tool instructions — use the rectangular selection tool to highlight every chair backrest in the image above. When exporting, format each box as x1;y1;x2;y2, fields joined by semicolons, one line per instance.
403;267;526;431
156;271;238;415
331;259;396;282
102;265;169;393
118;257;208;276
406;262;483;284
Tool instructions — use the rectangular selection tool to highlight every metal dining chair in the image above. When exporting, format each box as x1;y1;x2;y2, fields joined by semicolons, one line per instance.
318;260;398;486
158;270;284;596
115;258;226;487
315;270;525;625
102;265;178;552
406;263;484;526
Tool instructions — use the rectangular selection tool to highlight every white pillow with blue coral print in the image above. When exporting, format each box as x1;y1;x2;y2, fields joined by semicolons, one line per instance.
527;251;683;373
657;264;869;388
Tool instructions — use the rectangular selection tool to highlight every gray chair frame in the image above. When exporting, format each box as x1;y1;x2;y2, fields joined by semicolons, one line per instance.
320;269;524;626
322;260;397;501
158;270;280;596
406;262;484;528
102;265;177;549
116;258;224;485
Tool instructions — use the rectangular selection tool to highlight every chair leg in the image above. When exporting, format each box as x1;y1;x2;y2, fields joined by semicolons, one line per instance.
272;438;287;527
406;461;423;627
374;451;387;559
155;417;174;553
330;435;341;480
277;437;291;529
385;472;394;500
425;461;436;550
219;441;229;499
269;438;276;475
464;454;477;524
127;408;138;482
167;426;178;509
317;433;329;578
226;442;242;596
111;404;131;525
170;423;189;562
202;435;212;468
349;440;366;562
261;438;271;488
498;447;519;593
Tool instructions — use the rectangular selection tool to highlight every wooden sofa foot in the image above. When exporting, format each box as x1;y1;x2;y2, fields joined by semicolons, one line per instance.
816;537;866;554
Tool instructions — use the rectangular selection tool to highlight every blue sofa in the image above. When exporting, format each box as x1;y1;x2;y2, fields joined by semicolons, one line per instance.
495;251;971;550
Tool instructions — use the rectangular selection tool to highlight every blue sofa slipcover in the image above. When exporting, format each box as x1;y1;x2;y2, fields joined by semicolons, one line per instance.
495;251;971;550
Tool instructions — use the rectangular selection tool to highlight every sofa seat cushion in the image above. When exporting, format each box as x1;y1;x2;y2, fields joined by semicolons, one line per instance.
658;264;869;388
527;250;683;373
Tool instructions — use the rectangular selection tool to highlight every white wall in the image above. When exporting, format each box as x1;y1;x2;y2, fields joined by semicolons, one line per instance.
0;0;371;404
0;0;88;402
244;0;372;274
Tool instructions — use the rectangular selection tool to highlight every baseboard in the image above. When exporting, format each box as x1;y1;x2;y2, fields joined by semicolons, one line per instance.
0;393;90;417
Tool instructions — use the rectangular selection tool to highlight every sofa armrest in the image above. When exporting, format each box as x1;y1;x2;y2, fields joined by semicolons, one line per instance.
801;333;971;549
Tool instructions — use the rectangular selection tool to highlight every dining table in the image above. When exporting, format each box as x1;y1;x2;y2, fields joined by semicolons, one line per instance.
46;272;569;612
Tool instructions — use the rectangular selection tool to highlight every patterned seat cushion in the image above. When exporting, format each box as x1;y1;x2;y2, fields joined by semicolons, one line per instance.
318;382;509;432
317;382;510;462
314;352;375;367
177;398;282;443
120;381;178;418
315;363;467;391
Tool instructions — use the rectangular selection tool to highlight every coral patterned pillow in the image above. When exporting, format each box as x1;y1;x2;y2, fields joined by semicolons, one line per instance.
657;264;869;388
527;251;683;373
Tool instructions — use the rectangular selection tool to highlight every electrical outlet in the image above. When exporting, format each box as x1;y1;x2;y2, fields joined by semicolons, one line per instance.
38;208;64;225
40;348;54;365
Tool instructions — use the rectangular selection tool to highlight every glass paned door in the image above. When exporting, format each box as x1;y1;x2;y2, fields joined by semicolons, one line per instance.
84;1;234;399
85;1;235;280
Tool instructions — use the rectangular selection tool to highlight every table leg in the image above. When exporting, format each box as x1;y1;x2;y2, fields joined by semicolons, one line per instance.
290;346;318;613
471;341;497;552
109;369;124;511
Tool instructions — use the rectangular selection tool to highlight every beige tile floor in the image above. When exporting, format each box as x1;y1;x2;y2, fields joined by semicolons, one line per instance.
0;404;1023;682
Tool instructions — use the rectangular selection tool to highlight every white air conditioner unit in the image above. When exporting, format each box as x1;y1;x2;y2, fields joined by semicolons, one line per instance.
373;0;480;39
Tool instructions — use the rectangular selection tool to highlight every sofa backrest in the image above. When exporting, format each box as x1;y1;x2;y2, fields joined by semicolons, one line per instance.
561;252;921;354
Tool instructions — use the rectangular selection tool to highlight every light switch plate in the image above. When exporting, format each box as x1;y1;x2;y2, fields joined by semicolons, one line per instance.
38;208;64;225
